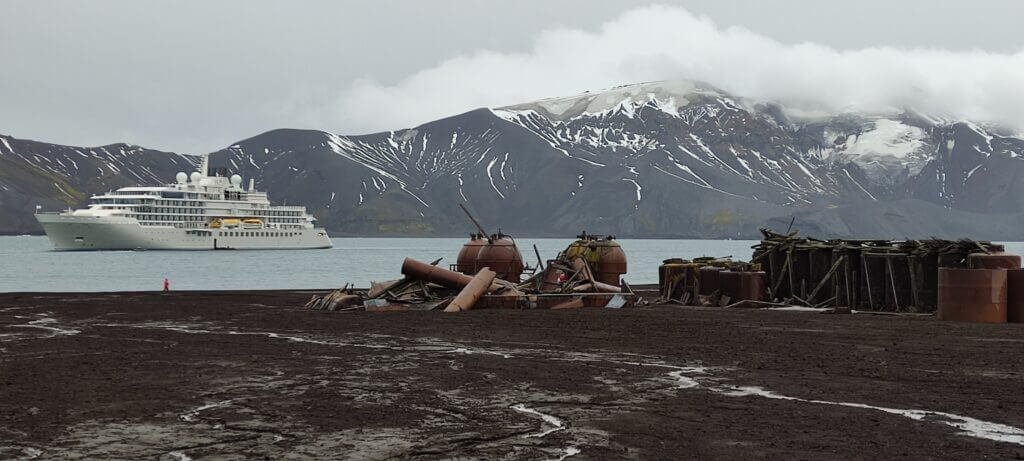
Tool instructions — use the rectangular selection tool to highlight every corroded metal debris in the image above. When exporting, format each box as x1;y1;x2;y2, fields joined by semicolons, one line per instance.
306;232;634;312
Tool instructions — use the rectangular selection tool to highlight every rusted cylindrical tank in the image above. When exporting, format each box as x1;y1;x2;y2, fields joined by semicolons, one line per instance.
563;235;627;286
659;263;691;299
474;235;525;283
937;268;1007;323
454;233;487;275
1008;269;1024;323
699;266;723;295
660;258;685;290
719;271;767;302
967;252;1022;270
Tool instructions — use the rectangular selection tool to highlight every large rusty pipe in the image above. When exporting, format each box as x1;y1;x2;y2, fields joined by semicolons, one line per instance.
446;267;496;312
401;258;503;292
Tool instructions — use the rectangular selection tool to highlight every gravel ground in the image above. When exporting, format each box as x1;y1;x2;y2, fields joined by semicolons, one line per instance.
2;290;1024;459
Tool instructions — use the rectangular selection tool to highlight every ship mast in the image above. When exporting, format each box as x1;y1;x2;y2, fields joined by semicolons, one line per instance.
199;154;209;176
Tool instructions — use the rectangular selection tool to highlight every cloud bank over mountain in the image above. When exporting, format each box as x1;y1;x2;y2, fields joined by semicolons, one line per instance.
334;5;1024;134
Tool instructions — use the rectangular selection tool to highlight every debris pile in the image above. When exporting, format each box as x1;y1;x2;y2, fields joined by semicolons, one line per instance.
750;228;1021;315
306;232;635;312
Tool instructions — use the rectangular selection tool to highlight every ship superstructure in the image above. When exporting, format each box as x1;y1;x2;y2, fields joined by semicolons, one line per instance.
35;157;332;250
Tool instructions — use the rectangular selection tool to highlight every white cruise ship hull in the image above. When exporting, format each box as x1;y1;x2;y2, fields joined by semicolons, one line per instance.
36;214;332;251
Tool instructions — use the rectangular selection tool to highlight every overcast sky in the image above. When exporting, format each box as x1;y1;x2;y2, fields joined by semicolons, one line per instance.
3;0;1023;154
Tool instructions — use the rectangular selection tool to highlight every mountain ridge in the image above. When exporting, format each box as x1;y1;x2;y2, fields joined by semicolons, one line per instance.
4;80;1024;239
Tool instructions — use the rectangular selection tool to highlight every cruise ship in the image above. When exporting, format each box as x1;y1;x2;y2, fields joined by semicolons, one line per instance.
35;157;332;250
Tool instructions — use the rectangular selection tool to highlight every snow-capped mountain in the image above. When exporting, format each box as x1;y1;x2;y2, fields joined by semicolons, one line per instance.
0;136;195;233
4;80;1024;238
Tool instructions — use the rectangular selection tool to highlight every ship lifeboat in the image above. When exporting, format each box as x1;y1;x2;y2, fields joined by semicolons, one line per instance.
209;218;222;229
221;218;241;229
241;219;263;229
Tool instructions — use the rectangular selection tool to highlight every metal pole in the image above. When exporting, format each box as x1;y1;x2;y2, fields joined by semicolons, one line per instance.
459;203;490;237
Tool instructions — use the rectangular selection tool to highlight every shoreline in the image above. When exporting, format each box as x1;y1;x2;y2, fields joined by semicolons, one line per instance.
2;290;1023;457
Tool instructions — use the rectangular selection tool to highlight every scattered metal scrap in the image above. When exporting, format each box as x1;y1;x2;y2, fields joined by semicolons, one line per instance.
306;226;634;312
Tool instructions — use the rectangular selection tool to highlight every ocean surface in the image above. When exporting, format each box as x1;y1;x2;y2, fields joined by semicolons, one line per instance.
0;236;763;292
5;236;1023;293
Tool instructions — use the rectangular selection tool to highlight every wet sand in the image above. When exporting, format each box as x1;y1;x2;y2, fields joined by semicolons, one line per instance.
2;290;1024;459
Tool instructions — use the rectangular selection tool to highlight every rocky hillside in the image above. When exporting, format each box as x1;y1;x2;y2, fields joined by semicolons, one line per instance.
0;136;195;234
5;80;1024;239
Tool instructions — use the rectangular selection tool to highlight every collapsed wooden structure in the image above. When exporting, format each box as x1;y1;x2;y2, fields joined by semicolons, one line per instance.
751;229;1008;312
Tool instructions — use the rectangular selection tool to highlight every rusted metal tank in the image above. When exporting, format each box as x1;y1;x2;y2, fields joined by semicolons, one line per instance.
474;234;525;283
699;266;723;295
1008;269;1024;323
659;263;694;299
937;268;1007;323
453;232;524;283
967;252;1022;270
563;233;627;286
454;233;487;274
719;271;767;303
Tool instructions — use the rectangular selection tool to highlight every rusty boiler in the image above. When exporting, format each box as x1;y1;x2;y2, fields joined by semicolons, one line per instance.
563;232;627;285
454;232;524;283
967;252;1022;270
1008;269;1024;323
937;268;1007;323
454;233;488;273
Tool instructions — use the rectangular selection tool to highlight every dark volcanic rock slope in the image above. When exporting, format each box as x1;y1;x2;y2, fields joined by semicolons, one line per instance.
0;135;195;234
5;80;1024;238
207;81;1024;238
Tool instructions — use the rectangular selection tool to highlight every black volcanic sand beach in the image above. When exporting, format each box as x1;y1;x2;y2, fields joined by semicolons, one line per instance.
2;291;1024;459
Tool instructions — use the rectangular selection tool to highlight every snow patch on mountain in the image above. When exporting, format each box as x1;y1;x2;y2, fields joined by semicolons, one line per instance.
822;119;930;180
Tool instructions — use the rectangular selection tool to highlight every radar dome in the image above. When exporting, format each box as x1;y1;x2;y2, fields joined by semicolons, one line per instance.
175;172;187;184
189;171;202;183
230;174;243;186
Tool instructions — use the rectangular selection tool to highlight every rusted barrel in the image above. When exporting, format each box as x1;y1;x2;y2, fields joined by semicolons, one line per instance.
659;263;689;298
720;271;767;302
937;268;1007;323
1008;269;1024;323
968;252;1022;270
698;266;723;295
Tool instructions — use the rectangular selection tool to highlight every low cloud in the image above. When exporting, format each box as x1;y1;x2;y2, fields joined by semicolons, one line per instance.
331;4;1024;133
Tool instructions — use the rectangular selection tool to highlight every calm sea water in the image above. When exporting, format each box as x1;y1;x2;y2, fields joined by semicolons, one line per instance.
0;236;763;292
5;236;1022;293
